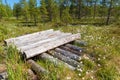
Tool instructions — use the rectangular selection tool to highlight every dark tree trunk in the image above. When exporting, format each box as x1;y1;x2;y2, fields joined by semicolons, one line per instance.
78;0;82;19
93;0;97;19
106;0;113;25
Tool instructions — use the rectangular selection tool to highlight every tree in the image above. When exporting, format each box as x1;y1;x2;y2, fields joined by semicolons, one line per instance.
106;0;113;25
61;7;72;25
46;0;59;22
28;0;38;26
13;3;22;20
20;0;29;23
40;0;48;22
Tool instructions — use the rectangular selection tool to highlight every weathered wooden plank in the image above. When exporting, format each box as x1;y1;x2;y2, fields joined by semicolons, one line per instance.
23;33;80;59
5;29;54;45
55;48;80;61
39;53;75;70
27;59;48;74
19;33;72;51
60;46;81;56
0;71;8;80
16;30;62;47
48;50;81;67
65;44;83;52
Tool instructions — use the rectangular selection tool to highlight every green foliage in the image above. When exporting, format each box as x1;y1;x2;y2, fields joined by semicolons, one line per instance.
40;0;48;22
13;3;22;20
6;46;27;80
82;59;95;70
61;8;72;25
96;66;118;80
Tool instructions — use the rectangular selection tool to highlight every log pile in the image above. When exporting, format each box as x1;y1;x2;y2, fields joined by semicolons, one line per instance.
5;29;85;79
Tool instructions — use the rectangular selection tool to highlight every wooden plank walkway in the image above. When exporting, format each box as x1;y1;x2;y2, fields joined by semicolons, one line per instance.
5;29;85;78
5;29;80;59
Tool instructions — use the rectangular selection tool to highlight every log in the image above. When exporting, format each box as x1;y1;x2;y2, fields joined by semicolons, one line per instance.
5;29;54;45
16;30;62;47
55;48;80;61
19;33;71;51
23;33;80;59
39;53;75;70
27;59;48;75
48;50;82;67
65;44;83;53
74;40;87;46
60;46;81;56
27;69;38;80
0;71;8;80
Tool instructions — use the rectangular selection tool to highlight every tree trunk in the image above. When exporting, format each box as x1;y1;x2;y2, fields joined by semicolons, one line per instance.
78;0;82;19
93;0;97;19
106;0;113;25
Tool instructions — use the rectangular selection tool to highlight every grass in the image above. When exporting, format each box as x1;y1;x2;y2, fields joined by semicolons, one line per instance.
0;20;120;79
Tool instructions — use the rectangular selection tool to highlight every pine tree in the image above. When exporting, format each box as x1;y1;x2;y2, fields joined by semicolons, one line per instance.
46;0;59;22
40;0;48;22
28;0;38;26
20;0;29;23
13;3;22;20
61;7;72;25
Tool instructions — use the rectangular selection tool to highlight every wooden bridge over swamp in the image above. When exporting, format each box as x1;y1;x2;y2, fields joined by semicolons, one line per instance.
4;29;86;79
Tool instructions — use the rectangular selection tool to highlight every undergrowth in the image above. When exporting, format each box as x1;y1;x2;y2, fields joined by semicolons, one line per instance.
0;21;120;79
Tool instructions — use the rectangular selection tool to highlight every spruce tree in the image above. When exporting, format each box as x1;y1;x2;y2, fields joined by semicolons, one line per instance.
13;3;22;20
28;0;38;26
61;7;72;25
46;0;59;22
40;0;48;22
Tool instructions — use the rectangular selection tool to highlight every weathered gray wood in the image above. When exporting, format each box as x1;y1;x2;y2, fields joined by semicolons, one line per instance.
0;71;8;80
60;46;81;56
27;59;48;75
48;50;81;67
19;33;71;51
27;69;38;80
23;33;80;59
39;53;75;70
16;30;62;47
55;48;80;61
65;44;83;53
5;29;54;45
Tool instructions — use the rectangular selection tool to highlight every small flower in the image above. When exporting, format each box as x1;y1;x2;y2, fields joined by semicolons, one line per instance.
90;76;94;79
98;64;101;67
82;77;85;80
98;58;100;61
78;73;81;76
80;61;83;64
103;57;106;59
77;65;80;68
77;68;83;72
66;76;71;80
79;50;82;52
86;71;89;74
91;70;94;73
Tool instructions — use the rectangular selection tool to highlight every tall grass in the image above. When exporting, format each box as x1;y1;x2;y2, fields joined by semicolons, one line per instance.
0;21;120;79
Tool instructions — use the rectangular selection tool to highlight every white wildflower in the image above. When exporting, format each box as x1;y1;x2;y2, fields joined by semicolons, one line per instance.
66;77;71;80
86;71;89;74
91;70;94;73
98;64;101;67
78;73;81;76
98;58;100;61
80;61;83;64
90;76;94;79
82;77;85;80
103;57;106;59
